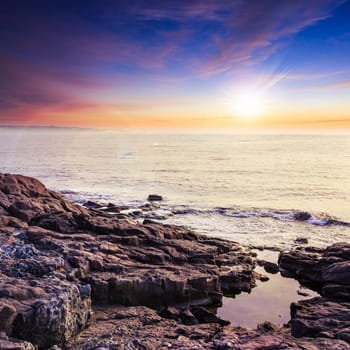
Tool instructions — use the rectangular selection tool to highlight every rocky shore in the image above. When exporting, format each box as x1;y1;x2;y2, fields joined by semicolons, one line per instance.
0;173;350;349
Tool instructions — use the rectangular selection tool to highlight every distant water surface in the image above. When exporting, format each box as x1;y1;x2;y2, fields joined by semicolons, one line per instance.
1;127;350;248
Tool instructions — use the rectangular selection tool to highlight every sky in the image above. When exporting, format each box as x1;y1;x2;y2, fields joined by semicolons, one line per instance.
1;0;350;130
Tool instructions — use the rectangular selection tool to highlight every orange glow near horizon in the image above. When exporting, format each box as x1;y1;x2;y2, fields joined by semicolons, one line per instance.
2;103;350;131
1;86;350;130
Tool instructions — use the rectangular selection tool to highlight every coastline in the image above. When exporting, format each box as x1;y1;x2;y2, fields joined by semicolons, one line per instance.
0;173;350;349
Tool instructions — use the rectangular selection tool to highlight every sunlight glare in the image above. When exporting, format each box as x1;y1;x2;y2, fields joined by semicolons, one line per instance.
232;89;265;119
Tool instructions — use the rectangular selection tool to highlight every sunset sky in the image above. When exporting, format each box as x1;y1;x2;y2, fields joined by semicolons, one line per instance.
1;0;350;129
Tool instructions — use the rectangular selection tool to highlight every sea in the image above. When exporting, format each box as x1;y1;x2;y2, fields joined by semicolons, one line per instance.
1;127;349;327
1;127;349;249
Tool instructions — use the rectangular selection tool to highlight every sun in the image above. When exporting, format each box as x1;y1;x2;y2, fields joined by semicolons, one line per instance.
231;89;265;119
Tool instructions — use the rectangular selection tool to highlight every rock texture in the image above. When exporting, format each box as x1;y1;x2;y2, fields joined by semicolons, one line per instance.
0;173;257;349
214;324;350;350
291;297;350;342
279;243;350;299
69;308;350;350
1;172;350;349
279;244;350;347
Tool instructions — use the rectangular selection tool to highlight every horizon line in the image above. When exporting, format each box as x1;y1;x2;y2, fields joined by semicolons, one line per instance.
1;124;350;135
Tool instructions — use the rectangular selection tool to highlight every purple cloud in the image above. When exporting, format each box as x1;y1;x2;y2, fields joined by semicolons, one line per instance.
200;0;344;75
0;0;346;125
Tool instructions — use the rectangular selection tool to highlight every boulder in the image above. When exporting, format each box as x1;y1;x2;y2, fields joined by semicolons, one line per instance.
258;260;279;274
147;194;163;201
293;211;312;221
191;306;230;326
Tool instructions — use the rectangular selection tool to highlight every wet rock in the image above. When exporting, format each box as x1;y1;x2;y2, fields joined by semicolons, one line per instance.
159;306;181;320
260;275;270;282
258;260;279;274
82;201;101;209
147;194;163;201
180;309;198;325
104;273;223;309
294;211;312;221
297;289;310;297
218;251;256;293
256;321;279;333
191;307;230;326
295;237;309;245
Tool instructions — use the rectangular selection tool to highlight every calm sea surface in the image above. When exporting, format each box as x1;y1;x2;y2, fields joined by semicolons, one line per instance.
1;127;350;249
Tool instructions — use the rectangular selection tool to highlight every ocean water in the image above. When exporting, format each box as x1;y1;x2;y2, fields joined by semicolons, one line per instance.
1;127;350;249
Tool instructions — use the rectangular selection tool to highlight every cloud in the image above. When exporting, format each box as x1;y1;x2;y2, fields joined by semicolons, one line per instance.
311;79;350;90
0;0;347;125
286;69;350;81
3;1;342;75
299;118;350;124
106;0;236;21
0;53;115;115
289;77;350;92
200;0;344;75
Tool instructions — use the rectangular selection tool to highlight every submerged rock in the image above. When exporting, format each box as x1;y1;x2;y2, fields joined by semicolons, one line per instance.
191;306;230;326
294;237;309;245
147;194;163;201
258;260;280;274
82;201;101;209
293;211;312;221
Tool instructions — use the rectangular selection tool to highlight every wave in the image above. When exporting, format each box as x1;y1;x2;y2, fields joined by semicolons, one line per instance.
58;189;350;228
171;206;350;228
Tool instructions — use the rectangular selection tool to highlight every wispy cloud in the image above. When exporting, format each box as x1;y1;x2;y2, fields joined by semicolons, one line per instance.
286;69;350;81
311;79;350;90
0;0;348;126
288;78;350;93
299;118;350;124
111;0;236;21
200;0;344;75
